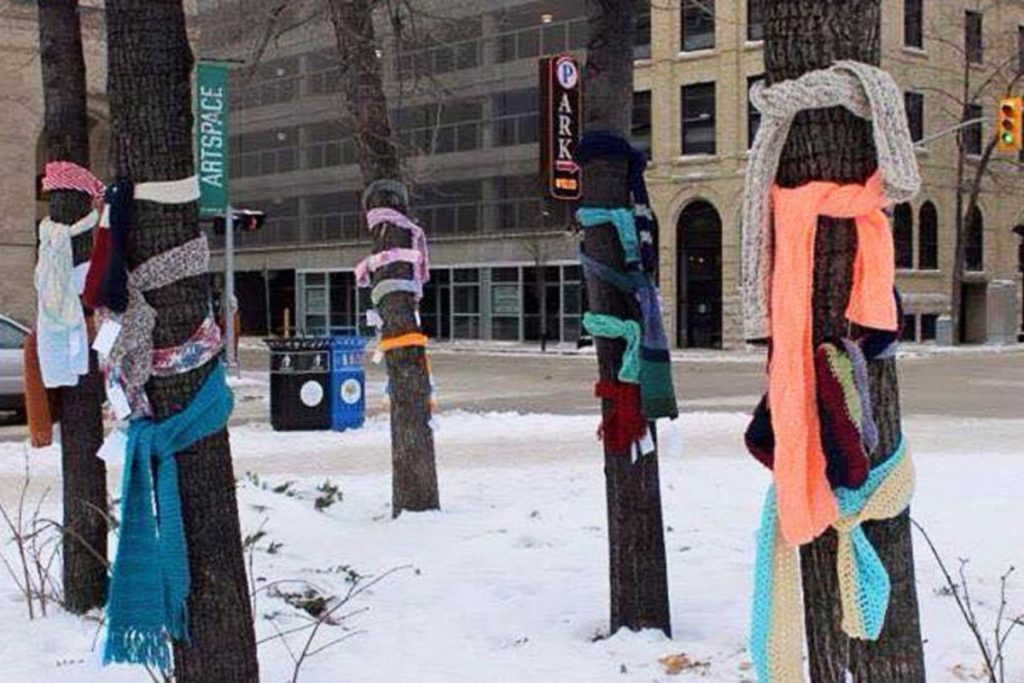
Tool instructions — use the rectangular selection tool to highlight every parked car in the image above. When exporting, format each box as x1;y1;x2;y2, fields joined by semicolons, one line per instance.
0;314;29;419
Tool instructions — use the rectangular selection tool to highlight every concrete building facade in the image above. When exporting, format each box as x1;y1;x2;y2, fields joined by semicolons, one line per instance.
1;1;1020;347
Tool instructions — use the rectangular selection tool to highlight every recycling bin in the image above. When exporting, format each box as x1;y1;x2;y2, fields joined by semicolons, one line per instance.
264;337;331;431
330;336;367;432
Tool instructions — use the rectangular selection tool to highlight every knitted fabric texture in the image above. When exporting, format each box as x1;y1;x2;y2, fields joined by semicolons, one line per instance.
750;439;914;682
594;380;647;453
816;342;870;489
576;208;640;265
580;251;678;419
151;315;223;377
34;211;99;388
365;208;430;283
841;337;879;453
370;278;423;306
574;131;658;273
379;332;428;352
99;237;210;418
355;248;426;287
42;161;106;199
765;172;899;546
104;362;233;670
742;60;921;341
362;178;409;210
582;312;641;384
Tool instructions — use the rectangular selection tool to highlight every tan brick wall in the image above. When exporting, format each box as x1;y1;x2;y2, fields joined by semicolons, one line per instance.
640;0;1024;347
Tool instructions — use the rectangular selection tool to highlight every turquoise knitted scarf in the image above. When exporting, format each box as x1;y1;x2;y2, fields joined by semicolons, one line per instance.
104;362;234;670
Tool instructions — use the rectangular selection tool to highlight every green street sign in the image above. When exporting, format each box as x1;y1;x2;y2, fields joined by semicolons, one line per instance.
195;62;229;217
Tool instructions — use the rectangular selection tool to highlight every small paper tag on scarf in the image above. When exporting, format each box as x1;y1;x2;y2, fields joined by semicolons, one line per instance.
107;383;131;420
372;349;384;364
92;320;122;357
638;430;655;457
96;429;127;462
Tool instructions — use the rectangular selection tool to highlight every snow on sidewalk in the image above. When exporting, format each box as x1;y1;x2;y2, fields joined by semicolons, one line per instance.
0;412;1021;682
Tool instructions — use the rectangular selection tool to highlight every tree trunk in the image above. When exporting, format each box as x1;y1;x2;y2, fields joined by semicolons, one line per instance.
582;0;671;636
37;0;108;615
105;2;259;681
326;0;439;517
764;1;926;680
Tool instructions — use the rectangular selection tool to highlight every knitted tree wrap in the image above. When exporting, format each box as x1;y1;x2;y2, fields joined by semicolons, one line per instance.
741;60;921;341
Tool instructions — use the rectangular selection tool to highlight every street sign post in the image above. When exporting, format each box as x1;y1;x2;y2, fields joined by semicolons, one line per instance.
195;61;237;371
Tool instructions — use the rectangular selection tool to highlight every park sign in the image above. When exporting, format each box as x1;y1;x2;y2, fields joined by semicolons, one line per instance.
195;61;229;217
539;53;582;201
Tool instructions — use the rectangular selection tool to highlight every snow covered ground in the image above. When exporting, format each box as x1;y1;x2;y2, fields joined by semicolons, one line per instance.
0;409;1021;682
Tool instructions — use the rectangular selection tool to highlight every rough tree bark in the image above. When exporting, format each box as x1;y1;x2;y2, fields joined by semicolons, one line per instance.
581;0;671;636
326;0;439;517
36;0;108;615
105;2;259;681
764;1;925;680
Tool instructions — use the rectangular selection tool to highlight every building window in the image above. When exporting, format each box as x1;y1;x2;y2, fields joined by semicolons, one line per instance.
394;99;483;156
635;0;652;59
491;267;521;341
904;0;923;48
414;180;483;236
681;82;716;155
632;90;652;157
230;128;299;178
964;104;983;155
905;91;924;142
681;0;715;52
304;120;356;169
966;11;983;64
492;88;539;148
965;205;983;272
901;314;918;342
893;203;914;270
748;75;764;149
918;201;938;270
747;0;764;42
920;313;938;341
453;268;481;339
305;191;362;243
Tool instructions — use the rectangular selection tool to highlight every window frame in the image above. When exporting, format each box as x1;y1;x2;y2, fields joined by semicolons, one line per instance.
680;81;717;156
904;0;923;49
681;0;716;52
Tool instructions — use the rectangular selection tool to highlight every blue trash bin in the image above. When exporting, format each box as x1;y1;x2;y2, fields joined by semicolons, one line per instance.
330;336;367;431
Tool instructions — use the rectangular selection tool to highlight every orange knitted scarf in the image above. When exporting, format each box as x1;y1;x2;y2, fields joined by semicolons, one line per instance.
769;172;897;546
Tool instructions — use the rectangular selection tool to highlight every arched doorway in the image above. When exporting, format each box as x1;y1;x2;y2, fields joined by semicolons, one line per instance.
676;200;722;348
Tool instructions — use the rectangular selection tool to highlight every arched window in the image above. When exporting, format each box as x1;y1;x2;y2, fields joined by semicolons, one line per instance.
965;205;984;272
918;201;938;270
893;203;913;269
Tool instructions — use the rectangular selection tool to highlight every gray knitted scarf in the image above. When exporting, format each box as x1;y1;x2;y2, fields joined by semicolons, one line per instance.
741;60;922;341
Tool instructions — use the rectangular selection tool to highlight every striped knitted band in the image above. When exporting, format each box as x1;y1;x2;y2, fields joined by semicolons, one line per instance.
750;439;914;683
362;178;409;211
365;208;430;284
355;247;426;287
151;314;223;377
371;278;423;306
582;312;641;384
99;236;211;418
43;161;105;199
379;332;428;352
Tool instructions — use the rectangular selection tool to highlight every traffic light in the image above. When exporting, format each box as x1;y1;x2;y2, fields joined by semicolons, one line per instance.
212;209;266;233
996;96;1022;152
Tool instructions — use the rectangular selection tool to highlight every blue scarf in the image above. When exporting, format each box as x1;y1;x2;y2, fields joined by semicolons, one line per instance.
104;362;234;670
575;131;658;274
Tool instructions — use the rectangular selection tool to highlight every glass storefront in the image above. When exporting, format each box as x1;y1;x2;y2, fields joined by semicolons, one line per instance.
296;263;583;343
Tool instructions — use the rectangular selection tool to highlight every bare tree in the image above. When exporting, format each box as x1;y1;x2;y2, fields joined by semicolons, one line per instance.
764;1;925;680
325;0;440;517
579;0;671;636
105;1;259;680
36;0;108;615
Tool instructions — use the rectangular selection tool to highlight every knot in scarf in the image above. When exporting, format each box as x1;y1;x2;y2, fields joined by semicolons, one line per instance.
365;208;430;284
582;312;641;384
742;60;921;341
104;363;233;670
750;439;914;683
100;237;210;418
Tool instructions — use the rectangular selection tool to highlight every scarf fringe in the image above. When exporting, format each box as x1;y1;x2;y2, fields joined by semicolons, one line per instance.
103;625;173;671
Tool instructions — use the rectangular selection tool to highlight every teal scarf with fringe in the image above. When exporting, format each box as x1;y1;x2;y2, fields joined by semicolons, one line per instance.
104;361;233;670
